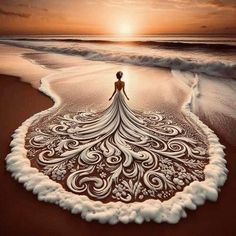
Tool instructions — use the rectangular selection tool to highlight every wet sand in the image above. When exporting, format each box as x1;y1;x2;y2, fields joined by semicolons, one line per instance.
0;44;53;88
1;74;236;236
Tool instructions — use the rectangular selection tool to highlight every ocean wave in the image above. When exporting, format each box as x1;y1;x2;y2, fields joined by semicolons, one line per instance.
2;37;236;51
1;40;236;78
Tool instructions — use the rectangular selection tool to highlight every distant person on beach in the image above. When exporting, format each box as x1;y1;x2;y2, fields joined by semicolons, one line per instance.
109;71;129;101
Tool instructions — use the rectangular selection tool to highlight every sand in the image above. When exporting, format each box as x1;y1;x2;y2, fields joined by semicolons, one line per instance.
0;74;236;235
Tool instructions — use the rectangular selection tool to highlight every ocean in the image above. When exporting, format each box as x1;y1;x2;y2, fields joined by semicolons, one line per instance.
0;35;236;78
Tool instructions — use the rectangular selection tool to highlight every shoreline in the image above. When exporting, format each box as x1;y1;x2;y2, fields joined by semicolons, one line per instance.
1;74;236;235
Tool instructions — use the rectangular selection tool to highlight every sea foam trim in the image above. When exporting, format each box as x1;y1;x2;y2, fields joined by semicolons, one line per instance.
6;68;228;224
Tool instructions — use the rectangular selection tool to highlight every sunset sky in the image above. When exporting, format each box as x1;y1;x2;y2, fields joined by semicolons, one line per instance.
0;0;236;35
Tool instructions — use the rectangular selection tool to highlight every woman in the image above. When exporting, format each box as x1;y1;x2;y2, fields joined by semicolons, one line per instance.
109;71;129;101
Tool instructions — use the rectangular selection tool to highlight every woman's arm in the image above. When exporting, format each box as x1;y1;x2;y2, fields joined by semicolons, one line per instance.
123;83;129;100
109;83;117;101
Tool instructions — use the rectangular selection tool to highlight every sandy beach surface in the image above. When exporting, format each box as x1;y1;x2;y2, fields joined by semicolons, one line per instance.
1;43;236;235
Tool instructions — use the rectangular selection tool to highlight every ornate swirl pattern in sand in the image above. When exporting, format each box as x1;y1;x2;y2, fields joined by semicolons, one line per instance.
26;92;208;202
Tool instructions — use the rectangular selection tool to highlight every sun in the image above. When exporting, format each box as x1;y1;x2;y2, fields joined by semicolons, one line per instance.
118;24;133;36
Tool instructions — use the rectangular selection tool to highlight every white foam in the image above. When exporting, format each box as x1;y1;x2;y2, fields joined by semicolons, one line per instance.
6;67;228;224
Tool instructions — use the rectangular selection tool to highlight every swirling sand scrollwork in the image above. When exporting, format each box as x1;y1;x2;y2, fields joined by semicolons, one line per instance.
26;92;208;202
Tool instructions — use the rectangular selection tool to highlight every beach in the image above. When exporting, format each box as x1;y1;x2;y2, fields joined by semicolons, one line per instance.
0;38;236;235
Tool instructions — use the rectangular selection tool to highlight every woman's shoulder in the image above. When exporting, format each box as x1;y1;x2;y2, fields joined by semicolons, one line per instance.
115;81;125;84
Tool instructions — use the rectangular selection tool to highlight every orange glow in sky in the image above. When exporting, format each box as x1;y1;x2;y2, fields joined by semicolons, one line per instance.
0;0;235;35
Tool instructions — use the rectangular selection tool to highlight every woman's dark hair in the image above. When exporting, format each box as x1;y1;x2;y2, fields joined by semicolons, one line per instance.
116;71;123;79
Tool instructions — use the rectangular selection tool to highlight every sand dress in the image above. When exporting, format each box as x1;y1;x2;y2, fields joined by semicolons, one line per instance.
27;90;208;202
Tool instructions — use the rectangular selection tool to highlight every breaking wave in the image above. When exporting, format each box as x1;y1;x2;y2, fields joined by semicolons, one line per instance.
3;37;236;50
1;39;236;79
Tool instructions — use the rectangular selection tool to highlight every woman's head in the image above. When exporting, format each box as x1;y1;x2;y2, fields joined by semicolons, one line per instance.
116;71;123;80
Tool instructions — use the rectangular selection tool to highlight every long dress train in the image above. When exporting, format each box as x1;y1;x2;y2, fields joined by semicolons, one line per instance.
27;91;208;202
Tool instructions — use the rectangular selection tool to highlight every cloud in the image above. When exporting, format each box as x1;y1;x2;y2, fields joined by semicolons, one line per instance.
205;0;225;8
86;0;189;11
86;0;236;11
201;0;236;9
17;3;48;12
0;7;30;18
224;26;236;31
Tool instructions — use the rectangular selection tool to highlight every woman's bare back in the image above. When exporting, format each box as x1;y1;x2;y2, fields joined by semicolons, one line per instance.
109;72;129;101
115;81;124;91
